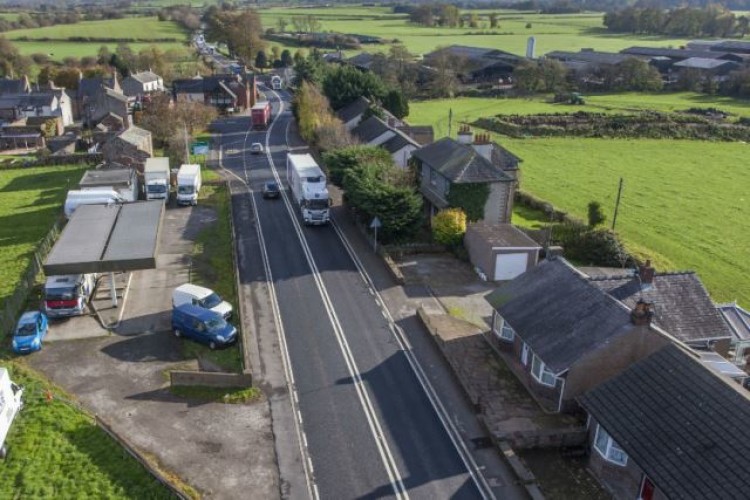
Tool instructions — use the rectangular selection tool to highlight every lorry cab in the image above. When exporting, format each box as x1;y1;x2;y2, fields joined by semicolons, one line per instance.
172;284;232;319
172;304;237;350
44;274;96;318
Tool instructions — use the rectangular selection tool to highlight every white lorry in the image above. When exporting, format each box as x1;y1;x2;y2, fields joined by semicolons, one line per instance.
0;367;23;459
287;153;330;225
271;75;283;90
43;273;97;318
176;164;202;206
144;157;171;202
64;189;122;218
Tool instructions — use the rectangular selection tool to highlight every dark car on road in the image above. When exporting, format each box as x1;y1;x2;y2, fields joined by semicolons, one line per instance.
262;181;280;199
250;142;264;155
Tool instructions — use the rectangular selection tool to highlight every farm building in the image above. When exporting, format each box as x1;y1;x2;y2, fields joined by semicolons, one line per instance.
422;45;523;83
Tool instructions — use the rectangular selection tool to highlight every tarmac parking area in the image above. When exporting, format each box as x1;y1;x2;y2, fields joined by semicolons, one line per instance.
28;202;278;499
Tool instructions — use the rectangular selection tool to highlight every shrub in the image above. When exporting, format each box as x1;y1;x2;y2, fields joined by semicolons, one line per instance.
553;223;631;267
587;201;606;228
432;208;467;246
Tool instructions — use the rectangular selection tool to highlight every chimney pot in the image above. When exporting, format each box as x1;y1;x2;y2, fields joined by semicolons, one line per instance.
639;259;655;287
631;299;653;326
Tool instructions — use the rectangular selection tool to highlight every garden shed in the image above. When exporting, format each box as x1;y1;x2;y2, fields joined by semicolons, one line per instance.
464;222;541;281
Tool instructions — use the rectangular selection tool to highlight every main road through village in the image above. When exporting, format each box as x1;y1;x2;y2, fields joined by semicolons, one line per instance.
213;81;527;500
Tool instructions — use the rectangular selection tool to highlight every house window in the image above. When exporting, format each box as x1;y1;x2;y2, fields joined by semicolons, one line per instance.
521;342;530;366
492;313;515;342
593;425;628;466
531;354;557;387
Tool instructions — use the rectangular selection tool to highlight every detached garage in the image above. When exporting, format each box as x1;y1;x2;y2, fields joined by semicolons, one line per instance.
464;223;541;281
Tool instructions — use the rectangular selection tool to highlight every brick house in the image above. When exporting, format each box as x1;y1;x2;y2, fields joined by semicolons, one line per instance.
172;74;256;112
411;127;520;224
579;344;750;500
485;257;671;413
589;261;733;356
102;125;152;172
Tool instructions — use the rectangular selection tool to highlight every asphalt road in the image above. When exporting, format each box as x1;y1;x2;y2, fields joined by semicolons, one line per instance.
214;82;524;500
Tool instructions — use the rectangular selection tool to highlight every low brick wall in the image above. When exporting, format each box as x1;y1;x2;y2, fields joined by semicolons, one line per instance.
170;370;253;388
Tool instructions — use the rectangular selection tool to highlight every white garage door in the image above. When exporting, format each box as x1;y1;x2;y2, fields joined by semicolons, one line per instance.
494;253;528;281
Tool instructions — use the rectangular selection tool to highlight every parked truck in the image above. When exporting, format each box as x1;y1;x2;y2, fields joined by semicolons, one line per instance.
287;153;330;225
271;75;282;90
251;101;271;130
79;168;138;202
0;367;23;459
176;164;202;206
43;273;96;318
144;157;171;201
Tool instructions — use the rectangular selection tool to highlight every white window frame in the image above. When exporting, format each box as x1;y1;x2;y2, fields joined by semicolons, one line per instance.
531;354;557;387
492;313;515;342
593;424;628;466
521;342;530;366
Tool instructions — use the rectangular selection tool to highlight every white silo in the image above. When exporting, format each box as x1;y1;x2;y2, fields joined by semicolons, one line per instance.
526;36;536;59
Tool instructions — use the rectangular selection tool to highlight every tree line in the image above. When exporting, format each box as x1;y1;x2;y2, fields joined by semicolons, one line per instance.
202;5;265;67
0;5;139;33
604;5;749;38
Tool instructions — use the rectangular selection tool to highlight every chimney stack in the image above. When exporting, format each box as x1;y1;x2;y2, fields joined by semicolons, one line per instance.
638;259;655;288
457;124;473;144
471;132;493;162
630;299;653;326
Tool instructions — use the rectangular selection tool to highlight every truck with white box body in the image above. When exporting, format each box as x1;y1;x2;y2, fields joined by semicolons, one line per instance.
176;164;202;206
0;367;23;458
43;273;96;318
144;157;171;201
286;153;330;225
271;75;282;90
63;189;122;218
78;168;138;202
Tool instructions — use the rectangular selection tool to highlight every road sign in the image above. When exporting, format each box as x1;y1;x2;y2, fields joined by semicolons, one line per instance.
370;217;381;253
192;142;209;155
370;217;382;229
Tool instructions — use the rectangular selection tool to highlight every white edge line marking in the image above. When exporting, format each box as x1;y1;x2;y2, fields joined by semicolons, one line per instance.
265;87;408;500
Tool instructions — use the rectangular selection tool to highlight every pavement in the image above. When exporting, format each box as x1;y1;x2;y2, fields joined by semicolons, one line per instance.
28;201;279;499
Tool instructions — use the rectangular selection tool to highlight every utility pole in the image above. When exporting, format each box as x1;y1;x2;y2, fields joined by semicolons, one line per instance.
183;123;190;163
448;108;453;137
611;177;624;231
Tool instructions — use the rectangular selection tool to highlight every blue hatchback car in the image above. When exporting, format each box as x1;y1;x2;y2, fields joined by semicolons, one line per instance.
13;311;48;354
172;304;237;350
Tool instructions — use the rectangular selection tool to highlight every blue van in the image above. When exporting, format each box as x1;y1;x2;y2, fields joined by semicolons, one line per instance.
172;304;237;350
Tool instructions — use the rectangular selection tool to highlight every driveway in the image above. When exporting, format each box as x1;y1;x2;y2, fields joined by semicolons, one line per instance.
28;202;279;499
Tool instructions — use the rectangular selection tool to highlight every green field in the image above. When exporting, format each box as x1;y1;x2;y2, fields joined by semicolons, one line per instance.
408;92;750;137
260;7;690;57
409;97;750;306
13;40;187;61
0;164;87;305
0;362;171;498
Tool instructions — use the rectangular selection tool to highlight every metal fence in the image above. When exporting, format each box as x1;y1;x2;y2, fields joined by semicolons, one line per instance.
0;219;62;336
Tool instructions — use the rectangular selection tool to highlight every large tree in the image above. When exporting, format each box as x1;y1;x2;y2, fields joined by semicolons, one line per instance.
322;65;386;110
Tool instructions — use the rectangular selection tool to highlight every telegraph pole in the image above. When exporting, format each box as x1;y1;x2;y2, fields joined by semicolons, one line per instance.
448;108;453;137
611;177;624;231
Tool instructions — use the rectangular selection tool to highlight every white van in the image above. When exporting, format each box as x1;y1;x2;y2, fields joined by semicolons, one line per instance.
64;189;122;218
0;367;23;458
172;284;232;319
176;164;202;206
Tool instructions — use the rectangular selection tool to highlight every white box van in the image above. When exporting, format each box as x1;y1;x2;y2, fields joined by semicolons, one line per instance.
0;367;23;458
176;164;202;206
64;189;122;218
172;284;232;319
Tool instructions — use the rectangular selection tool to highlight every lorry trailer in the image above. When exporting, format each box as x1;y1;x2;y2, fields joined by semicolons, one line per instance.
251;101;272;130
286;153;330;225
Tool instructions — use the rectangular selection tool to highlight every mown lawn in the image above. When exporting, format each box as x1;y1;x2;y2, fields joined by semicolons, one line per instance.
6;16;185;41
260;7;689;57
0;165;87;305
0;361;172;499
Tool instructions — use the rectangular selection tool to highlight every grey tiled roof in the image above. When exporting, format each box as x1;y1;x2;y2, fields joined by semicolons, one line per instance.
381;129;418;154
116;126;151;147
580;344;750;499
352;115;392;144
0;78;28;95
712;40;750;52
717;303;750;342
129;71;160;83
412;137;514;184
348;52;375;70
337;96;370;121
589;272;732;343
173;74;241;94
674;57;737;70
486;258;635;374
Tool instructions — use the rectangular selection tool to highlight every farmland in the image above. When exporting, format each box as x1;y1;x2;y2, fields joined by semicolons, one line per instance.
0;164;87;305
259;7;690;57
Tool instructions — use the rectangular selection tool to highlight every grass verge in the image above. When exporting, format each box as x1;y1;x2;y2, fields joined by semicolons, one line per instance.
169;385;262;404
185;179;243;373
0;361;173;499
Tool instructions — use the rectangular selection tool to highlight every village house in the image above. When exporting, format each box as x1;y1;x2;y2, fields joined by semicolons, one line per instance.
0;76;31;96
411;127;519;224
76;72;121;121
351;115;420;168
172;74;256;112
101;125;152;172
484;257;672;414
0;90;73;127
336;96;371;131
121;70;164;99
589;261;734;356
579;343;750;500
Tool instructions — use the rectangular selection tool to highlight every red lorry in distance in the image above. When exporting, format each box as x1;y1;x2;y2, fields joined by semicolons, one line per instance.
251;101;271;129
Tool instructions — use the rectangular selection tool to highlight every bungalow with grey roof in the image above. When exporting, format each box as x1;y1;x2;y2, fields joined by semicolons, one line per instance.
579;343;750;500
